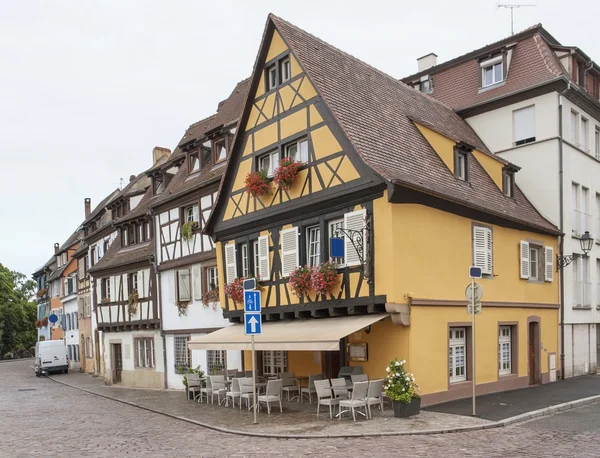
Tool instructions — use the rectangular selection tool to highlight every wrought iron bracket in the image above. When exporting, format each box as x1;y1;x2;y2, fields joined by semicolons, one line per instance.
333;214;372;284
556;253;582;271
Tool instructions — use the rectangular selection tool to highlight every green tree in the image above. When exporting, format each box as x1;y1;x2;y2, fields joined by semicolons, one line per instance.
0;263;38;359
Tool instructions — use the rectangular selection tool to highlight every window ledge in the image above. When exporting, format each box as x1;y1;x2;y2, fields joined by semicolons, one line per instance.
527;279;544;285
572;305;592;310
478;81;506;93
499;373;518;379
448;380;471;390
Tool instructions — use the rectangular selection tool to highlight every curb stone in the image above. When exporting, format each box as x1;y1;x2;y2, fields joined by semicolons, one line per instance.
48;377;600;439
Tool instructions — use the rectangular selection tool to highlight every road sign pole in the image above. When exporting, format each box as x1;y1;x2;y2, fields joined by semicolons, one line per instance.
251;334;257;425
471;277;476;417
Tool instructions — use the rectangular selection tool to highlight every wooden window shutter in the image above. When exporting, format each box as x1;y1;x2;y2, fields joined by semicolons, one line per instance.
473;226;492;275
344;209;366;267
258;235;270;281
192;264;202;300
520;241;530;279
114;275;122;302
177;270;191;302
544;246;554;282
109;277;116;302
280;228;299;277
224;244;237;283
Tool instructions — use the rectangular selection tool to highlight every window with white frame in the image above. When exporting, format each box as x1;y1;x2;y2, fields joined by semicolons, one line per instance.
135;338;155;368
595;127;600;159
285;138;309;163
306;226;321;268
481;57;503;87
503;169;515;197
582;187;590;232
266;64;277;91
129;273;138;295
262;350;288;375
241;243;249;277
449;328;467;383
454;148;468;181
258;151;279;178
499;326;512;375
581;117;589;150
280;57;291;83
206;266;218;291
185;204;199;223
513;105;536;145
207;350;227;373
253;240;260;277
583;256;591;307
571;110;579;142
174;334;191;369
328;219;344;265
529;245;541;280
572;183;581;236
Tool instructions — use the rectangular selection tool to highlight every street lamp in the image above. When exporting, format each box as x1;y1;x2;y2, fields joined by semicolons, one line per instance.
557;231;594;269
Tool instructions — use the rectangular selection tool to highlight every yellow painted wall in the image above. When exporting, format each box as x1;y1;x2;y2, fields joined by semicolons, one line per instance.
373;192;559;306
288;351;322;376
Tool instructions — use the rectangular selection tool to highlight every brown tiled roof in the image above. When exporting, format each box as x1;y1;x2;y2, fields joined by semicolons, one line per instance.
56;229;82;255
32;256;57;277
72;241;88;259
89;233;153;274
401;27;565;112
269;16;558;235
84;189;120;226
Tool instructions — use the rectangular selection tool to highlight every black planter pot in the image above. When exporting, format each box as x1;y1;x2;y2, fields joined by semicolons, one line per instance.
392;397;421;418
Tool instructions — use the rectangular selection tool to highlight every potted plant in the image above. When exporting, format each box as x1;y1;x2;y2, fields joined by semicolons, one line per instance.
128;290;139;316
224;277;245;305
384;358;420;417
182;365;205;388
42;317;48;327
244;169;271;197
289;266;312;297
273;157;302;191
310;262;339;297
181;220;197;241
176;301;188;317
202;283;220;309
37;288;47;298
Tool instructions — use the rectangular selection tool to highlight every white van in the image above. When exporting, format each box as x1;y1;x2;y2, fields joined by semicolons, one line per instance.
35;340;69;375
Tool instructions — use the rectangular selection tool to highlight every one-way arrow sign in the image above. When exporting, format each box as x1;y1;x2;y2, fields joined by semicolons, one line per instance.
244;312;262;335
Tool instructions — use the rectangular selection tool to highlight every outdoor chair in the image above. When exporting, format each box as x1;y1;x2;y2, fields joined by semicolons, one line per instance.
257;379;283;414
244;370;253;377
281;375;299;401
209;375;227;405
339;381;369;421
301;374;324;404
225;378;242;408
366;379;384;418
235;371;245;378
351;374;368;383
280;371;294;379
239;377;254;410
330;378;350;399
186;373;202;401
226;369;237;378
199;375;212;404
216;369;227;376
314;379;340;419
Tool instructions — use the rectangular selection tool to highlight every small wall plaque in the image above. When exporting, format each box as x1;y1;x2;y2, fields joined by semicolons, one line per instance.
346;342;368;362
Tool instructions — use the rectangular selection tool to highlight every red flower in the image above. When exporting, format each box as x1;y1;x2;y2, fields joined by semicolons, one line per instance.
311;262;339;296
224;278;245;304
289;266;312;297
245;170;271;197
273;158;302;191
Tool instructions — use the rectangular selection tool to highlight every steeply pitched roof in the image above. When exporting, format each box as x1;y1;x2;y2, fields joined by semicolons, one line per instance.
260;16;558;235
56;229;82;255
88;233;153;274
32;255;57;278
401;25;565;112
84;189;120;226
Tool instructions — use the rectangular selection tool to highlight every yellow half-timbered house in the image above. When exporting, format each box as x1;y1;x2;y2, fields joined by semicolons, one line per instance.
195;15;562;404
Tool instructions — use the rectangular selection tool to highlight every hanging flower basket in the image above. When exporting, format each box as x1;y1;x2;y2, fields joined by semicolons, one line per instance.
310;262;339;296
224;277;245;304
128;290;139;316
42;317;48;327
289;266;312;297
37;288;47;298
273;157;302;191
181;221;197;241
384;358;421;417
245;170;271;197
202;286;220;309
176;301;188;317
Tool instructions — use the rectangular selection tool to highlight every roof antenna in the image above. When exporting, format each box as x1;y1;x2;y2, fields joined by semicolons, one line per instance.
497;3;536;35
119;177;124;190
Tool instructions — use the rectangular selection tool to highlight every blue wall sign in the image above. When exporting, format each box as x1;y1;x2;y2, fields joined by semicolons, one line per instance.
330;237;344;258
244;290;261;313
469;266;483;279
244;313;262;335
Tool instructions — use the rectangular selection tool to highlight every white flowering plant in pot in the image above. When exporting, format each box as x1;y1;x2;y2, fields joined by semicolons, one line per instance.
384;358;420;404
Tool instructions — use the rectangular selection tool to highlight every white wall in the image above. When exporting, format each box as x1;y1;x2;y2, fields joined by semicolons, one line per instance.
103;329;164;374
63;296;80;370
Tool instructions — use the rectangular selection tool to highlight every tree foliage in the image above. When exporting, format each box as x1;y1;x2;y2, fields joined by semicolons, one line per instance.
0;263;37;359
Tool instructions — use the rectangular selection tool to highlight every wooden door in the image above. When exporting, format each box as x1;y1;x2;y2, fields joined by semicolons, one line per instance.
112;344;123;383
321;349;342;379
528;322;539;385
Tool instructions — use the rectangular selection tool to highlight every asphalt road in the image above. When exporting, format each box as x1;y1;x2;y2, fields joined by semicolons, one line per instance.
1;359;599;457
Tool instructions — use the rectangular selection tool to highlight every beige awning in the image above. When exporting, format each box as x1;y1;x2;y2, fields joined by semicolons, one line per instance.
188;314;388;351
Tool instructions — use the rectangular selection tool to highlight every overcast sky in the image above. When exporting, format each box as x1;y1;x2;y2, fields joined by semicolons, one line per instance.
1;0;598;276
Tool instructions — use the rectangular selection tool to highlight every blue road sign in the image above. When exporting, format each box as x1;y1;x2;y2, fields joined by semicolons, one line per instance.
244;290;261;313
469;266;482;279
243;278;256;291
244;313;262;335
330;237;344;258
48;314;58;324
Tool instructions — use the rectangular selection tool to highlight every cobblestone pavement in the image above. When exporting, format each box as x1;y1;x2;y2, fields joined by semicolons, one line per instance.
1;360;599;458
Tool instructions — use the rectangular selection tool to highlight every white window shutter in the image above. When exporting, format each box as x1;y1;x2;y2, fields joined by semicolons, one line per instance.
344;209;366;267
281;228;299;277
225;244;237;283
258;235;270;281
520;241;530;279
192;264;202;300
114;275;121;301
178;270;191;302
473;226;492;275
193;205;200;223
109;277;116;302
544;246;554;282
141;270;149;299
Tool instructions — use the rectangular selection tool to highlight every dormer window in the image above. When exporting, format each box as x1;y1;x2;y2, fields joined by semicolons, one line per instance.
201;141;212;166
189;151;200;174
481;56;504;88
280;58;291;83
419;76;433;94
503;169;515;198
213;139;227;163
153;176;164;195
454;146;469;181
266;64;277;91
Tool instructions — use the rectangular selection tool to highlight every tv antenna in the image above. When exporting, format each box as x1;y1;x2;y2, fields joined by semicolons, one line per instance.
119;177;124;190
497;3;536;35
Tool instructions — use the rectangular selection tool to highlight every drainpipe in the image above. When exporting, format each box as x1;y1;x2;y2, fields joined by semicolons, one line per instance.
558;82;571;380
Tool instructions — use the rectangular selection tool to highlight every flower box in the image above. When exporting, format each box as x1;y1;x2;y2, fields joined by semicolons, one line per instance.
273;158;302;191
311;262;338;296
245;170;271;197
392;398;421;418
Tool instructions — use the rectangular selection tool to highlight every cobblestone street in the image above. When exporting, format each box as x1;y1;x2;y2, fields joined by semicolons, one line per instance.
1;360;599;457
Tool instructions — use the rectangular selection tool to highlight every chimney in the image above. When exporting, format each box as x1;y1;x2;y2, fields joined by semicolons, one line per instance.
54;243;60;254
152;146;171;165
84;198;91;218
129;174;136;182
417;53;438;73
